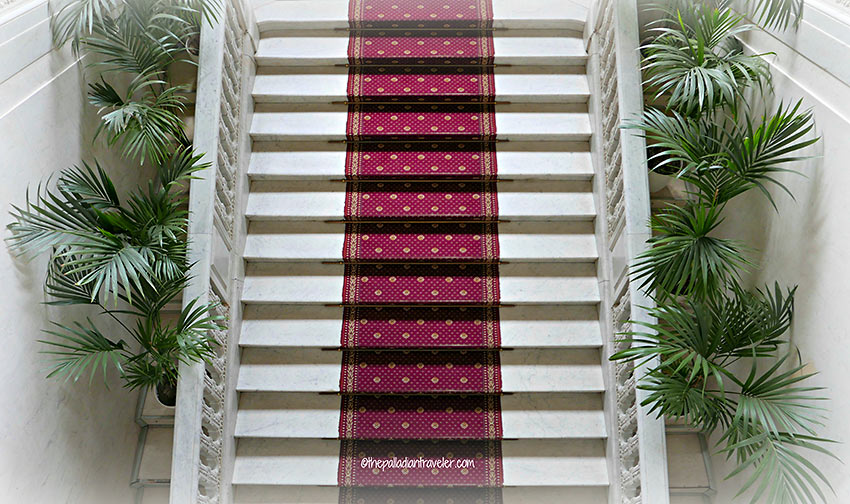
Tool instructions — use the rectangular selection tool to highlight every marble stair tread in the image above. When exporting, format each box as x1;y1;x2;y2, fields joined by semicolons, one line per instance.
237;347;605;393
244;221;598;262
239;304;602;349
250;105;592;142
241;262;601;305
245;180;596;222
249;141;593;180
235;392;606;439
252;69;590;104
232;438;608;486
255;0;587;31
255;34;587;67
235;485;607;504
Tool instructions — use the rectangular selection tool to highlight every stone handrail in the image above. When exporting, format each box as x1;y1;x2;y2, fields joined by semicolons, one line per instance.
585;0;670;502
170;0;255;502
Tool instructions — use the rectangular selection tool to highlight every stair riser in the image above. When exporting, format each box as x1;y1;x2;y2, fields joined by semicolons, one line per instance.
248;143;594;181
253;71;590;104
255;0;588;32
239;304;602;349
241;261;601;305
251;105;592;143
237;347;605;393
233;439;608;486
256;35;587;67
245;180;596;222
235;486;607;504
236;392;606;439
244;221;597;262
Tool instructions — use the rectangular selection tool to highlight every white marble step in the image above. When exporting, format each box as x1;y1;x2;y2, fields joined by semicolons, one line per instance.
240;304;602;349
251;104;591;142
244;221;597;262
245;180;595;222
249;141;593;181
235;485;607;504
235;392;605;439
241;262;601;305
255;0;587;31
255;33;587;67
252;68;590;104
237;347;605;393
233;438;608;486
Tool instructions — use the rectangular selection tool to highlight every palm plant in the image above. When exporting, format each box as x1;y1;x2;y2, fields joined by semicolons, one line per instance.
612;285;836;502
631;101;818;207
659;0;803;31
628;101;816;300
6;148;222;390
629;2;832;501
632;201;751;300
52;0;220;164
642;5;770;117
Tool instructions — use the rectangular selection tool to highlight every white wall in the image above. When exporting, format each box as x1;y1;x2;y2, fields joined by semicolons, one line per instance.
710;1;850;502
0;1;143;502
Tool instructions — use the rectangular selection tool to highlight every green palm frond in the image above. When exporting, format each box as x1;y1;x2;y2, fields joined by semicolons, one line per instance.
722;430;835;503
639;370;731;430
156;146;210;189
44;253;99;306
744;0;804;31
6;177;105;257
57;161;122;209
715;100;818;206
40;319;127;385
120;298;221;390
52;0;123;50
718;356;835;503
626;107;725;175
55;232;154;304
7;159;196;306
174;297;225;357
612;302;731;389
628;101;817;206
715;283;795;357
731;356;827;438
83;12;182;77
632;201;751;299
90;79;188;164
642;6;770;115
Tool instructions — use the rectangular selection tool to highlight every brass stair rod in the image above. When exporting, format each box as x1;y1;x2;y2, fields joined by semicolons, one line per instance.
334;63;512;68
333;27;509;32
330;100;512;105
320;260;510;265
322;347;515;352
322;219;511;224
327;178;513;182
327;139;509;144
323;303;517;308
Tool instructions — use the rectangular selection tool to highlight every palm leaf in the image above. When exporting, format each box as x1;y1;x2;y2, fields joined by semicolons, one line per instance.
642;6;769;115
744;0;803;31
51;0;123;50
39;319;127;385
632;201;751;299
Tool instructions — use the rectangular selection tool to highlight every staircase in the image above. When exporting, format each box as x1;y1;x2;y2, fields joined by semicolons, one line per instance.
230;1;609;502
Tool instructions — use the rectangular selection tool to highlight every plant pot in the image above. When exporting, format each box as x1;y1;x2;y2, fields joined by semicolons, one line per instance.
648;171;672;193
154;379;177;408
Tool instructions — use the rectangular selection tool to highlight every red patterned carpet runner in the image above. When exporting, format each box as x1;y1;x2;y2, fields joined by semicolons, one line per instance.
339;1;502;502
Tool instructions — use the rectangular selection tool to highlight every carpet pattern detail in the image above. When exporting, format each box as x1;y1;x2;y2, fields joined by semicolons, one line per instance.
339;1;502;500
